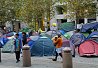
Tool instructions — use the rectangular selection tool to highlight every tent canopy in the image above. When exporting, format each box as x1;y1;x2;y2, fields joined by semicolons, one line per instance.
79;40;98;56
81;22;98;32
30;37;55;56
70;33;86;46
59;22;75;32
87;31;98;39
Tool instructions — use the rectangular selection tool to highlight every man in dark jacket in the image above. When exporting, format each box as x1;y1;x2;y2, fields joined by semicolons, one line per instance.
14;34;22;63
22;32;27;46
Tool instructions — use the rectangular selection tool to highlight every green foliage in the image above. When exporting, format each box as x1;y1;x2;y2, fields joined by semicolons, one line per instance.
0;0;55;25
60;0;96;19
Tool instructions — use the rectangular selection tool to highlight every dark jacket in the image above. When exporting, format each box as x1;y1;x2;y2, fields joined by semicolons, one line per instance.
22;35;27;45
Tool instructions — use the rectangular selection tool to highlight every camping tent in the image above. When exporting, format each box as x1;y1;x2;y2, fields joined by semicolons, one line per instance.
70;33;86;46
63;31;74;39
2;39;14;53
87;31;98;39
59;22;75;32
81;22;98;32
79;40;98;56
59;30;65;35
30;36;55;56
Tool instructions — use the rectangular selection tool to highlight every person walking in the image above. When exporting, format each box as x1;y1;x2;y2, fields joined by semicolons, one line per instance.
14;34;22;63
52;34;63;61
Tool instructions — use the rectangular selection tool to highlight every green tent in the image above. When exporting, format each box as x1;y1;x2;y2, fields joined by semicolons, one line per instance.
20;28;30;32
59;22;75;32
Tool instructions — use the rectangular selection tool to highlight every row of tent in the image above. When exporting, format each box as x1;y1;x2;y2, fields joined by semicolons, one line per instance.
59;22;98;33
57;29;98;56
1;32;55;56
70;31;98;56
1;30;98;57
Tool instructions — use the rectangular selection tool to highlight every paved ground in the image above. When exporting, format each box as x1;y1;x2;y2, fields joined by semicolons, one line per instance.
0;53;98;68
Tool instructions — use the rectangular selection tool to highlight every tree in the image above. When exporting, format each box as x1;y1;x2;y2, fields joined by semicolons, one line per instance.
0;0;56;30
60;0;96;27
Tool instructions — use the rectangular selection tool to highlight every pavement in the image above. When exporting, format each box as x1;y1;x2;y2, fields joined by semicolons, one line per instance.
0;53;98;68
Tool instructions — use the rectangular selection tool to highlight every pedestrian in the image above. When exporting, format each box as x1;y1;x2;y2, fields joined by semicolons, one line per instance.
14;34;22;63
52;34;63;61
70;29;85;57
22;32;27;46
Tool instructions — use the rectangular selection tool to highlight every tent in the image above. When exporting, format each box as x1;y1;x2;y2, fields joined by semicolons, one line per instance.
81;22;98;32
59;30;65;35
87;31;98;39
6;32;16;37
79;40;98;56
62;39;70;47
70;33;86;46
63;31;74;39
29;36;39;41
30;36;55;56
59;22;75;32
2;39;14;53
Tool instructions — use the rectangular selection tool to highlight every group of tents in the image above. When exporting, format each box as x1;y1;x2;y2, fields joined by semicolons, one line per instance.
1;32;55;56
1;22;98;57
59;22;98;56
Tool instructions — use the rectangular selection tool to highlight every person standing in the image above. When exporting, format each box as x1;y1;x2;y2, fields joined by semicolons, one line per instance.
22;32;27;46
14;34;22;63
52;34;63;61
70;29;85;57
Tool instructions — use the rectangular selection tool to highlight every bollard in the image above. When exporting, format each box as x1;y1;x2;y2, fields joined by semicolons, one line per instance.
22;44;31;67
62;47;73;68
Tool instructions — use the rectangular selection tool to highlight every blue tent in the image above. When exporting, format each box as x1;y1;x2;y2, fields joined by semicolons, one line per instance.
2;39;14;53
70;33;86;46
59;30;65;35
87;31;98;39
6;32;15;37
81;22;98;32
28;40;35;47
30;37;55;56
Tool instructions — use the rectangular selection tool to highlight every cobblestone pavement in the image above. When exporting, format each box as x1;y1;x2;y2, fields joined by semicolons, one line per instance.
0;53;98;68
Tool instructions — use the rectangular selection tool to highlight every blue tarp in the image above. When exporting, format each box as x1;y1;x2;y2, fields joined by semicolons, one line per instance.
87;31;98;39
30;37;55;56
81;22;98;32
